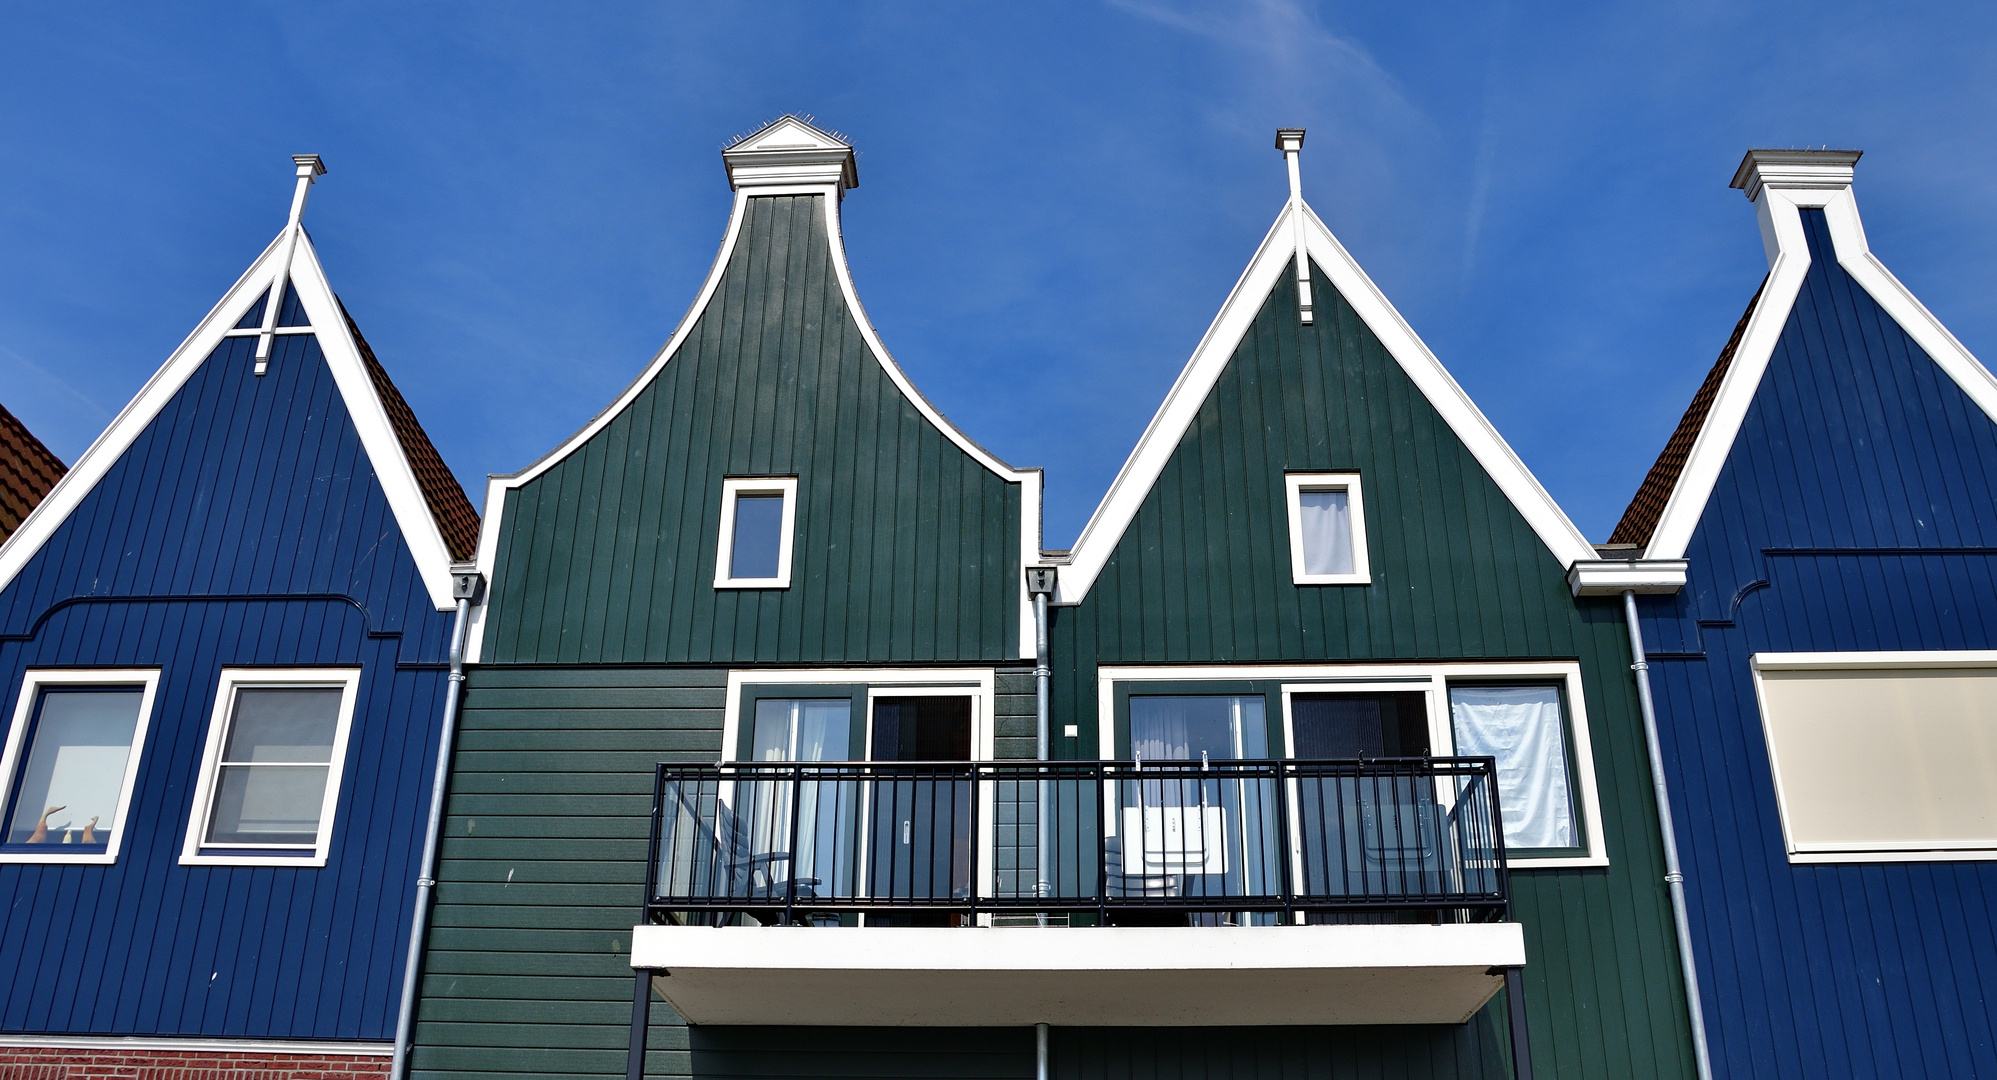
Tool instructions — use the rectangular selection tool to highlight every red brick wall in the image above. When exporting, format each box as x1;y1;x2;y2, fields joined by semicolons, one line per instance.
0;1045;389;1079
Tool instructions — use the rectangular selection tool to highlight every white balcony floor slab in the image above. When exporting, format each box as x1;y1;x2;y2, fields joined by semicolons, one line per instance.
631;923;1524;1027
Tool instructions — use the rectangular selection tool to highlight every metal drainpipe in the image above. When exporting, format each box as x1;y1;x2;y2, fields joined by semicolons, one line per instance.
390;571;479;1080
1035;588;1051;906
1036;1022;1050;1080
1622;589;1714;1080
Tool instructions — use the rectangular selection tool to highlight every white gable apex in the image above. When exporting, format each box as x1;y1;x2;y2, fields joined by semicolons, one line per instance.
723;115;858;191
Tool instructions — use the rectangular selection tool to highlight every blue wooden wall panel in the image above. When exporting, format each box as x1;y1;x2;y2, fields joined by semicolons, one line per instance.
1638;209;1997;1079
0;332;455;1040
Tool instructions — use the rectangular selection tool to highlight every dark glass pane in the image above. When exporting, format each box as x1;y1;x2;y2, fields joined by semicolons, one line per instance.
1291;692;1430;758
729;494;785;579
871;697;973;761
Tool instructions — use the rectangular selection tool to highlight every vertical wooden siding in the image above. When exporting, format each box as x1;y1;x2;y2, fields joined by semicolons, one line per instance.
1639;209;1997;1079
483;194;1021;666
0;334;456;1039
1048;261;1695;1080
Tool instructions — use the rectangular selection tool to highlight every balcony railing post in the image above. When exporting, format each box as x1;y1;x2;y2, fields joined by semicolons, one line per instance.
645;764;666;924
968;764;981;921
1097;761;1109;927
784;765;805;926
1274;759;1294;924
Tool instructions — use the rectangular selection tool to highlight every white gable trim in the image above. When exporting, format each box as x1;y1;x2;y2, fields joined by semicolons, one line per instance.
1642;183;1997;561
285;237;460;608
1055;202;1597;604
0;226;461;610
466;185;1044;661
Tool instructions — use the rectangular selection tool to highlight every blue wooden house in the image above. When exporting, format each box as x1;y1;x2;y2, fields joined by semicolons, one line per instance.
1608;149;1997;1078
0;157;479;1075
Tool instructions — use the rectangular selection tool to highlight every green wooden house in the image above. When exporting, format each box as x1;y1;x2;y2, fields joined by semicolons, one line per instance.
408;118;1698;1080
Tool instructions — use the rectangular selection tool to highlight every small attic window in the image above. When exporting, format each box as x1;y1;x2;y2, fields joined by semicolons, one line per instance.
715;477;798;589
1285;473;1370;585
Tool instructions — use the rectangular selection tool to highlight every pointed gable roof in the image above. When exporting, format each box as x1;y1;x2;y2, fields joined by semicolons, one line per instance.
1055;177;1598;603
1633;150;1997;560
0;159;476;608
340;302;481;560
1608;282;1763;547
0;403;66;544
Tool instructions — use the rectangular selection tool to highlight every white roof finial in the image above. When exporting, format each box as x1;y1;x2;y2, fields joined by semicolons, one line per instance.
255;154;326;373
288;154;326;226
1275;129;1313;324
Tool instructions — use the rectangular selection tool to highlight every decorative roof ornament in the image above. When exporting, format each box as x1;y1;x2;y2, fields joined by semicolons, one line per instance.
254;154;326;374
1276;129;1313;325
721;115;858;195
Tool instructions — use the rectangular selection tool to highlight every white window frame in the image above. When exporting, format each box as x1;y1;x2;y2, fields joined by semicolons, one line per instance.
1097;661;1606;868
720;668;1000;911
1284;473;1370;585
0;669;161;865
721;668;998;765
181;667;361;868
714;476;799;589
1751;651;1997;864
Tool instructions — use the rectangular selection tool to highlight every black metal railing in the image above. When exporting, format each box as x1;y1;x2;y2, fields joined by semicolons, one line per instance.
644;758;1509;926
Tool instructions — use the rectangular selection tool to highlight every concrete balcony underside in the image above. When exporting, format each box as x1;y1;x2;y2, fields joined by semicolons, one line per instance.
631;923;1525;1027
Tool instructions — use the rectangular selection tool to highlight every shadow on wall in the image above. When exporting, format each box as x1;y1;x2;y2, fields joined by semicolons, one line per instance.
684;1016;1514;1080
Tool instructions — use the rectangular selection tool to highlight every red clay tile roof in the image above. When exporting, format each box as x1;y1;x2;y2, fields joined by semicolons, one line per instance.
338;301;482;561
1607;280;1765;547
0;402;66;544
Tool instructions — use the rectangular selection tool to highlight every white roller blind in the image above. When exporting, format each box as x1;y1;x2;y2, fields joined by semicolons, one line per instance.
1756;662;1997;854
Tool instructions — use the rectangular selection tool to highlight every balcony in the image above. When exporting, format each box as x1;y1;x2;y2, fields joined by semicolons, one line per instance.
631;758;1525;1026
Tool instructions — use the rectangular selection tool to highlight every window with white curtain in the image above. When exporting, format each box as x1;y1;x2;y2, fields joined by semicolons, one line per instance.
1284;473;1369;585
182;668;359;867
1448;684;1577;853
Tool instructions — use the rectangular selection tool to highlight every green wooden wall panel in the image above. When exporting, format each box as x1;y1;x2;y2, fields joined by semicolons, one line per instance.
412;666;729;1079
483;194;1022;666
1045;261;1694;1080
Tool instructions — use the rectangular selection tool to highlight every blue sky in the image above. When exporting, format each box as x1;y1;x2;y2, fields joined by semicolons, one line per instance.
3;2;1993;546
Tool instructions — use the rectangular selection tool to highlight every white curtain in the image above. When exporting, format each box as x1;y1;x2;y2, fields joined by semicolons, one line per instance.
1449;686;1574;850
1298;490;1353;575
746;699;856;896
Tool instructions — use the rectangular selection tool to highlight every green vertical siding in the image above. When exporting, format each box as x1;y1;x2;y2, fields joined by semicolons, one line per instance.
483;194;1022;666
1047;260;1694;1080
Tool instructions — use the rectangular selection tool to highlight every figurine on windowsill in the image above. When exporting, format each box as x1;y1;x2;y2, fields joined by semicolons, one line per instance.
26;805;65;843
81;817;99;845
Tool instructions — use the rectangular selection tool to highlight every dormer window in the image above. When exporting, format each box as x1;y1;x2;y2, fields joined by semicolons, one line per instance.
715;477;798;589
1285;473;1369;585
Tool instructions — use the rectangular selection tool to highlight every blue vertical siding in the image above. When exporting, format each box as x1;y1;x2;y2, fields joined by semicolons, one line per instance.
1639;209;1997;1079
0;332;455;1040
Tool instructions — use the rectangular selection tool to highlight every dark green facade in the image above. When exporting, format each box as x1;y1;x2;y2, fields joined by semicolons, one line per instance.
483;193;1022;667
412;131;1695;1080
413;179;1041;1078
1048;260;1694;1080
